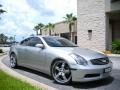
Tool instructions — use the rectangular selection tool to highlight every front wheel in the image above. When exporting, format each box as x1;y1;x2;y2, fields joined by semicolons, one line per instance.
51;60;72;84
10;54;18;68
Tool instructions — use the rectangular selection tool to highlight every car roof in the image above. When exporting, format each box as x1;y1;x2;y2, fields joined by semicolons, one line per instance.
36;35;60;38
20;35;60;42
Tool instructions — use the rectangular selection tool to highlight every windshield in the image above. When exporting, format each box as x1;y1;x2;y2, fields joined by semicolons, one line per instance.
43;37;77;47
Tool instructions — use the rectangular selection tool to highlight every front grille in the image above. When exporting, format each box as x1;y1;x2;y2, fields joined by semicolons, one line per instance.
91;57;109;65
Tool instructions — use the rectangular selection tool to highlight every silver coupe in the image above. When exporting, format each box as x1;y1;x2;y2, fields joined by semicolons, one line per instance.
9;36;112;84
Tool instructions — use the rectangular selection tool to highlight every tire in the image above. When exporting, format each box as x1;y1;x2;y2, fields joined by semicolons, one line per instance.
51;60;72;84
10;53;18;68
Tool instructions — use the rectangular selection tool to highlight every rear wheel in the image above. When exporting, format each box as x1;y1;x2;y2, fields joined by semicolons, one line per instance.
51;60;72;84
10;53;18;68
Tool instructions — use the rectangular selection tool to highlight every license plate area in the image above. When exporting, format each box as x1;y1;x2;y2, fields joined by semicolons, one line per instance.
104;67;111;73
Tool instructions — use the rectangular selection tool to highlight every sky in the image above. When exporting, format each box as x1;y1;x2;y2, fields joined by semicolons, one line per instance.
0;0;77;42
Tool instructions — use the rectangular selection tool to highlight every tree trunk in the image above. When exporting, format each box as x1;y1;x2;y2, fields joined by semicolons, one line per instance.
40;29;42;35
45;30;46;35
69;24;72;41
49;29;51;35
36;31;38;35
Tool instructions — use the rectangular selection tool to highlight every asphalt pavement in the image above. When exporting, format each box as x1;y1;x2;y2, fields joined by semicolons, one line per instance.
2;56;120;90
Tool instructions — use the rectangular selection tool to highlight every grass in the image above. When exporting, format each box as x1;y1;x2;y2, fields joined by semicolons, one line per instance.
0;70;42;90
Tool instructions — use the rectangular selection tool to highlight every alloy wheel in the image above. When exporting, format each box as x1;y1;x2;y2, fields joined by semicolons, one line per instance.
10;54;17;68
52;60;71;84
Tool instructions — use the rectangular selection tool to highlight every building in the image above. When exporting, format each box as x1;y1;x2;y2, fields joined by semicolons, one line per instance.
42;21;77;44
77;0;120;51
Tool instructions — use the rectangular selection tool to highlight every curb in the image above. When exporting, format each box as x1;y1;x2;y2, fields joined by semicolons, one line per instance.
107;54;120;57
0;52;7;56
93;50;120;57
0;55;57;90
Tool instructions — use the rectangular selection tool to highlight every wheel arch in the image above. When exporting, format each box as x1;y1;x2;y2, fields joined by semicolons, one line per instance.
9;51;18;68
50;58;72;84
9;48;18;59
9;51;18;64
10;51;18;58
10;52;16;56
50;58;70;76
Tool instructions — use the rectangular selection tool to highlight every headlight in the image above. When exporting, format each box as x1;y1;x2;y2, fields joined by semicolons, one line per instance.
70;53;88;66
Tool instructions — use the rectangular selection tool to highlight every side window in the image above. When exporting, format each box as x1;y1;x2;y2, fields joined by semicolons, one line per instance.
20;37;32;46
28;37;42;47
20;39;28;46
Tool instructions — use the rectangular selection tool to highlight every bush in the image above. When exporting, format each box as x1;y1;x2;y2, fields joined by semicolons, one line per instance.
0;49;3;53
112;40;120;54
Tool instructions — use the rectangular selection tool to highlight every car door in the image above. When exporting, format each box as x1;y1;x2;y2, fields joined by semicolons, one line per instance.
25;37;46;71
17;38;29;65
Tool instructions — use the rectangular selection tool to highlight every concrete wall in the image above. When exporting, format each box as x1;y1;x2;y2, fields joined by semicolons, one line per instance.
42;21;77;35
77;0;107;51
52;21;69;35
106;14;112;50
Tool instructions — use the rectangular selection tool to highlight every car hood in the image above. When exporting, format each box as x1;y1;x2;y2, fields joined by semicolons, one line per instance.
54;47;106;60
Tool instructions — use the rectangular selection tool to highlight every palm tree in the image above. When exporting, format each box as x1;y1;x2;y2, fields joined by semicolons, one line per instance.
9;36;14;43
46;23;55;35
0;4;6;15
0;34;4;43
0;34;8;44
33;25;39;35
64;13;77;41
4;36;8;43
42;26;48;35
33;23;44;35
38;23;44;35
0;4;6;20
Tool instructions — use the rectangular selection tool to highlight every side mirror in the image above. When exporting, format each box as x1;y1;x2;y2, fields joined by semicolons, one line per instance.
35;44;44;49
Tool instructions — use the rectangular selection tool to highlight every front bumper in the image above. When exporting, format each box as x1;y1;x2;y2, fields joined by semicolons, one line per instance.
71;63;112;82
